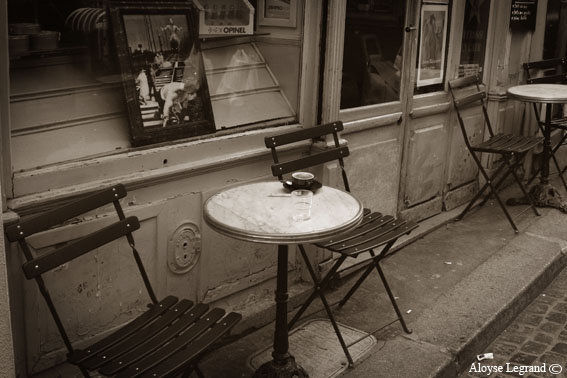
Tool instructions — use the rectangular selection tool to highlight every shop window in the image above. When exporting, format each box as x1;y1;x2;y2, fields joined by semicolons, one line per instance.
543;0;567;60
414;1;451;94
8;0;304;170
458;0;490;78
340;0;407;109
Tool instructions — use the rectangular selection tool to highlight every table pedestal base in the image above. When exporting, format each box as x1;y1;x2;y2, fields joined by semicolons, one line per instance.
507;183;567;212
253;355;308;378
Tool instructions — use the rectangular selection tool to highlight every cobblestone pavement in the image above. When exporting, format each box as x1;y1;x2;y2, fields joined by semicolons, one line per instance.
461;267;567;378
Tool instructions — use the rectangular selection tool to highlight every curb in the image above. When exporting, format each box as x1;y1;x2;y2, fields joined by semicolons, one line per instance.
344;210;567;378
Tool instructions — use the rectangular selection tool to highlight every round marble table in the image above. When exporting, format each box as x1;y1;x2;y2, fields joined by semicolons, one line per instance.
204;181;364;377
507;84;567;212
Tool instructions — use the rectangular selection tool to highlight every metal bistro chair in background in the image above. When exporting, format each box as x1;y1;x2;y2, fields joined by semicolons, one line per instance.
448;75;543;233
523;57;567;189
5;184;241;377
264;121;418;367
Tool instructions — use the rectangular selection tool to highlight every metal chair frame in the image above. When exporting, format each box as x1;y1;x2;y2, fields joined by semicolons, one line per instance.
5;184;241;377
523;57;567;188
265;122;417;366
448;75;542;233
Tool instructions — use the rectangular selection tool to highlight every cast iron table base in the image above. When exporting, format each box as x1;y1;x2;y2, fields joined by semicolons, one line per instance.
252;244;309;378
253;355;308;378
507;183;567;213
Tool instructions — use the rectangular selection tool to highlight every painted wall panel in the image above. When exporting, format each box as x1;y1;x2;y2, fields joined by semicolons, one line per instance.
345;140;401;216
404;122;446;207
447;108;485;189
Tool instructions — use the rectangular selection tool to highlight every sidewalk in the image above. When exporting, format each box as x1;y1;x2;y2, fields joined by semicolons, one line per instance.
33;178;567;377
199;177;567;378
461;268;567;378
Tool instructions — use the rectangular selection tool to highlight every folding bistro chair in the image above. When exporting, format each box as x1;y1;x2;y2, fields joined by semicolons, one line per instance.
448;75;543;233
523;57;567;188
5;184;241;378
265;122;418;366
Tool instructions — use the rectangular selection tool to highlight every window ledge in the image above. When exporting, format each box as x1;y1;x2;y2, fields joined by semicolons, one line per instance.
10;124;306;213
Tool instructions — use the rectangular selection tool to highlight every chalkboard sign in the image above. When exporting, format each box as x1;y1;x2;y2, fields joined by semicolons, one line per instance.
510;0;537;31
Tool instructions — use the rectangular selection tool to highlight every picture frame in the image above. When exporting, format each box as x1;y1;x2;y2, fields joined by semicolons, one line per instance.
110;2;215;147
416;3;449;87
257;0;297;28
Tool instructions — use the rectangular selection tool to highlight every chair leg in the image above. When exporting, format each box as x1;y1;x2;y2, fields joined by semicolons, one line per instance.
338;258;375;308
474;155;519;233
288;246;346;330
478;164;514;208
465;162;509;213
338;242;395;308
504;155;540;217
79;366;90;377
551;149;567;192
194;365;205;378
293;245;354;366
369;251;412;334
457;160;507;221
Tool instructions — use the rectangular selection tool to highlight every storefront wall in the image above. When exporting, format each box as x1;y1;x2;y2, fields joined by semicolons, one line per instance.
0;0;558;375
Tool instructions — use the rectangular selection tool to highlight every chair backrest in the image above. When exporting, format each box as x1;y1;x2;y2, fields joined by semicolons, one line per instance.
264;121;352;192
4;184;157;355
448;74;494;148
523;57;567;84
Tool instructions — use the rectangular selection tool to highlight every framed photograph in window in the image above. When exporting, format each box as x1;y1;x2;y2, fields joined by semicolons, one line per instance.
258;0;297;28
110;2;215;147
417;3;448;87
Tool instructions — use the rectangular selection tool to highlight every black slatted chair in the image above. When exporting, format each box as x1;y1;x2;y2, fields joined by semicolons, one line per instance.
264;122;418;367
448;75;543;233
523;57;567;188
5;184;241;378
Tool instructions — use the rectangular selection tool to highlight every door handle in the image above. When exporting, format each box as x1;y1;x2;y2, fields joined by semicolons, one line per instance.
405;25;417;33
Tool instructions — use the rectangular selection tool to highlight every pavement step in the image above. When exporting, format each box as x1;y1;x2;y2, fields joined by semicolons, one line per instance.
461;268;567;378
344;209;567;378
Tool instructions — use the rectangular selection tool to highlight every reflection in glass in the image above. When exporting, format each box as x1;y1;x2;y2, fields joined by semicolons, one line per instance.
458;0;491;77
341;0;406;109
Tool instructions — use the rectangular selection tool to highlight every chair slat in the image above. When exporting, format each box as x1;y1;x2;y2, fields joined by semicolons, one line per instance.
496;135;525;150
22;216;140;279
98;303;210;375
139;312;242;378
315;211;383;248
454;91;486;108
5;184;127;242
448;75;480;90
551;118;567;129
69;296;179;364
523;57;565;70
527;74;567;84
83;299;194;370
474;134;512;150
271;146;350;176
340;221;418;256
330;217;405;252
316;214;393;248
116;308;228;377
504;136;542;153
264;121;344;148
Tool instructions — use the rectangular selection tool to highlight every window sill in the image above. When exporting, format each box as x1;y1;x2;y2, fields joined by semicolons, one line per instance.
9;123;305;214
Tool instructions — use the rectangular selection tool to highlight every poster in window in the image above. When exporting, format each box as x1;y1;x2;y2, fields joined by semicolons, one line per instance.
110;2;215;147
258;0;297;27
417;4;449;87
459;0;491;77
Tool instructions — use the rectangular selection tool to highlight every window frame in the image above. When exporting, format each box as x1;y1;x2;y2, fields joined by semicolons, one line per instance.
2;1;323;211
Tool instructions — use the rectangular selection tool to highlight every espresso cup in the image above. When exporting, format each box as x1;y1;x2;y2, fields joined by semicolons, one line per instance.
291;172;315;187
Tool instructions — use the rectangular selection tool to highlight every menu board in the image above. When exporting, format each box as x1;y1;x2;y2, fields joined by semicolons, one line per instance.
509;0;537;31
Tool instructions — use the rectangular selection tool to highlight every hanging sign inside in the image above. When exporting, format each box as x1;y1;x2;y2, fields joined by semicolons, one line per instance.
509;0;538;31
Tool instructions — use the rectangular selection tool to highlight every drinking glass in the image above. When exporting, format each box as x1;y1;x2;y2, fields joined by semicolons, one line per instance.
291;189;313;221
